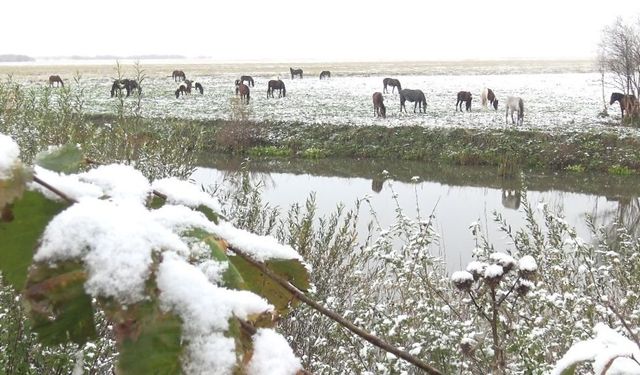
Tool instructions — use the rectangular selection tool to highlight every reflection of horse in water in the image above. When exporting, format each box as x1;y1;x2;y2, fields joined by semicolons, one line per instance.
48;75;64;87
502;189;521;210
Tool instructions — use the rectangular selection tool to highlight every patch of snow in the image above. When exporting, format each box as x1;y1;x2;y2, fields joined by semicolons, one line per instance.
152;177;222;214
30;166;103;201
451;271;474;283
490;252;516;269
246;328;302;375
518;255;538;272
484;264;504;278
79;164;151;204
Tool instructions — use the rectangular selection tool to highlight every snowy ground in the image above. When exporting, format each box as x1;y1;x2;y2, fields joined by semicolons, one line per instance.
8;60;639;135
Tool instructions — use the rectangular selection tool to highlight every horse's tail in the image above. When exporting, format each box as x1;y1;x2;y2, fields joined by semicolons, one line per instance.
247;91;250;104
282;84;286;97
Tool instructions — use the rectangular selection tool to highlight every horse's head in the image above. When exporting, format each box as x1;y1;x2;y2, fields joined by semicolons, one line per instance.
175;88;180;98
492;99;499;110
610;92;622;105
380;105;386;118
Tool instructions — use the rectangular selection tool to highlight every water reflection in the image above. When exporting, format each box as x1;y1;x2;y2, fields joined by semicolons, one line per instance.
192;156;640;270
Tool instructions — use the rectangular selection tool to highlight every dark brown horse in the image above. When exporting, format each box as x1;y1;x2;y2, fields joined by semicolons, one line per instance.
110;79;141;97
399;89;426;113
372;92;386;118
456;91;472;112
482;88;498;110
240;75;255;87
290;67;303;79
48;75;64;87
610;92;638;118
383;78;401;94
236;82;250;104
175;83;188;98
172;70;186;82
267;80;286;98
319;71;331;80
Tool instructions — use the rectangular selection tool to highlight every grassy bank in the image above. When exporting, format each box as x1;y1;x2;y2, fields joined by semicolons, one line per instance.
186;118;640;174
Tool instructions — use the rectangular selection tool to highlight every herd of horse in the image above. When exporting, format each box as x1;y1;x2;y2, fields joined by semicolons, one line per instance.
46;70;640;125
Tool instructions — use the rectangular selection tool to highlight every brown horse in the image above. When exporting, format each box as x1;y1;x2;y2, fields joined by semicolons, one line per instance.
610;92;639;119
319;71;331;80
48;75;64;87
383;78;401;94
240;75;255;87
175;83;189;98
456;91;472;112
236;82;250;104
290;67;303;79
172;70;186;82
267;80;286;98
372;92;386;118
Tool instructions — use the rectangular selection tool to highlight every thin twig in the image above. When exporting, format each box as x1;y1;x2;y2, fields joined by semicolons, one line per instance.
228;245;443;375
608;303;640;348
33;175;75;204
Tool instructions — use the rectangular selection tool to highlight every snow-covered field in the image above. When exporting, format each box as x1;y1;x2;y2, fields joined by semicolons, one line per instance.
6;60;638;135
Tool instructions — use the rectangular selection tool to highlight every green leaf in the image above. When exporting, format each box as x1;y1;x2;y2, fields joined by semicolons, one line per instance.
196;204;219;224
117;306;183;375
24;261;96;345
35;144;84;174
0;191;66;289
559;364;577;375
186;229;245;289
228;256;310;315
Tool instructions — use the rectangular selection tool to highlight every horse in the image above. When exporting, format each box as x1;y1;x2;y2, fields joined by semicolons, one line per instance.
481;88;498;110
110;79;141;98
399;89;427;113
240;75;255;87
383;78;402;94
267;79;286;98
505;96;524;125
456;91;472;112
236;82;250;104
194;82;203;95
610;92;638;118
175;83;189;98
172;70;186;82
48;75;64;87
319;71;331;80
372;92;386;118
290;67;303;79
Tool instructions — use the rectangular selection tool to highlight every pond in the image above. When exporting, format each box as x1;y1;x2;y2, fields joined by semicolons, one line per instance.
191;156;640;272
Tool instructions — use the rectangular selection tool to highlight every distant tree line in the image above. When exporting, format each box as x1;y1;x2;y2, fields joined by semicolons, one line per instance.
0;54;35;62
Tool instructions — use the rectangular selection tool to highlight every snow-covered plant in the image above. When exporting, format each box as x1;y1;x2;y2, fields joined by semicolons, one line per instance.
0;135;309;374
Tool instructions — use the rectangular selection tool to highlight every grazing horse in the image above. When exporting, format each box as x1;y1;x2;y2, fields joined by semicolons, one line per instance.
456;91;472;112
319;70;331;80
194;82;203;94
267;79;286;98
290;67;303;79
236;82;250;104
610;92;638;119
110;79;141;97
175;83;189;98
372;92;386;118
240;75;254;87
172;70;186;82
399;89;427;113
48;75;64;87
481;88;498;110
383;78;402;94
505;96;524;125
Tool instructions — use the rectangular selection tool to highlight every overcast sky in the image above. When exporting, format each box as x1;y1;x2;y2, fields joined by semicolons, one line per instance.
3;0;640;61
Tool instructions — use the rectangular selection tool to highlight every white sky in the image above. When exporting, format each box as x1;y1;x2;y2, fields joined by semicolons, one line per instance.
3;0;640;61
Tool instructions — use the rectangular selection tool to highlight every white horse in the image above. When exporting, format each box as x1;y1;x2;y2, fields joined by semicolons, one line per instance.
505;96;524;125
481;88;498;110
